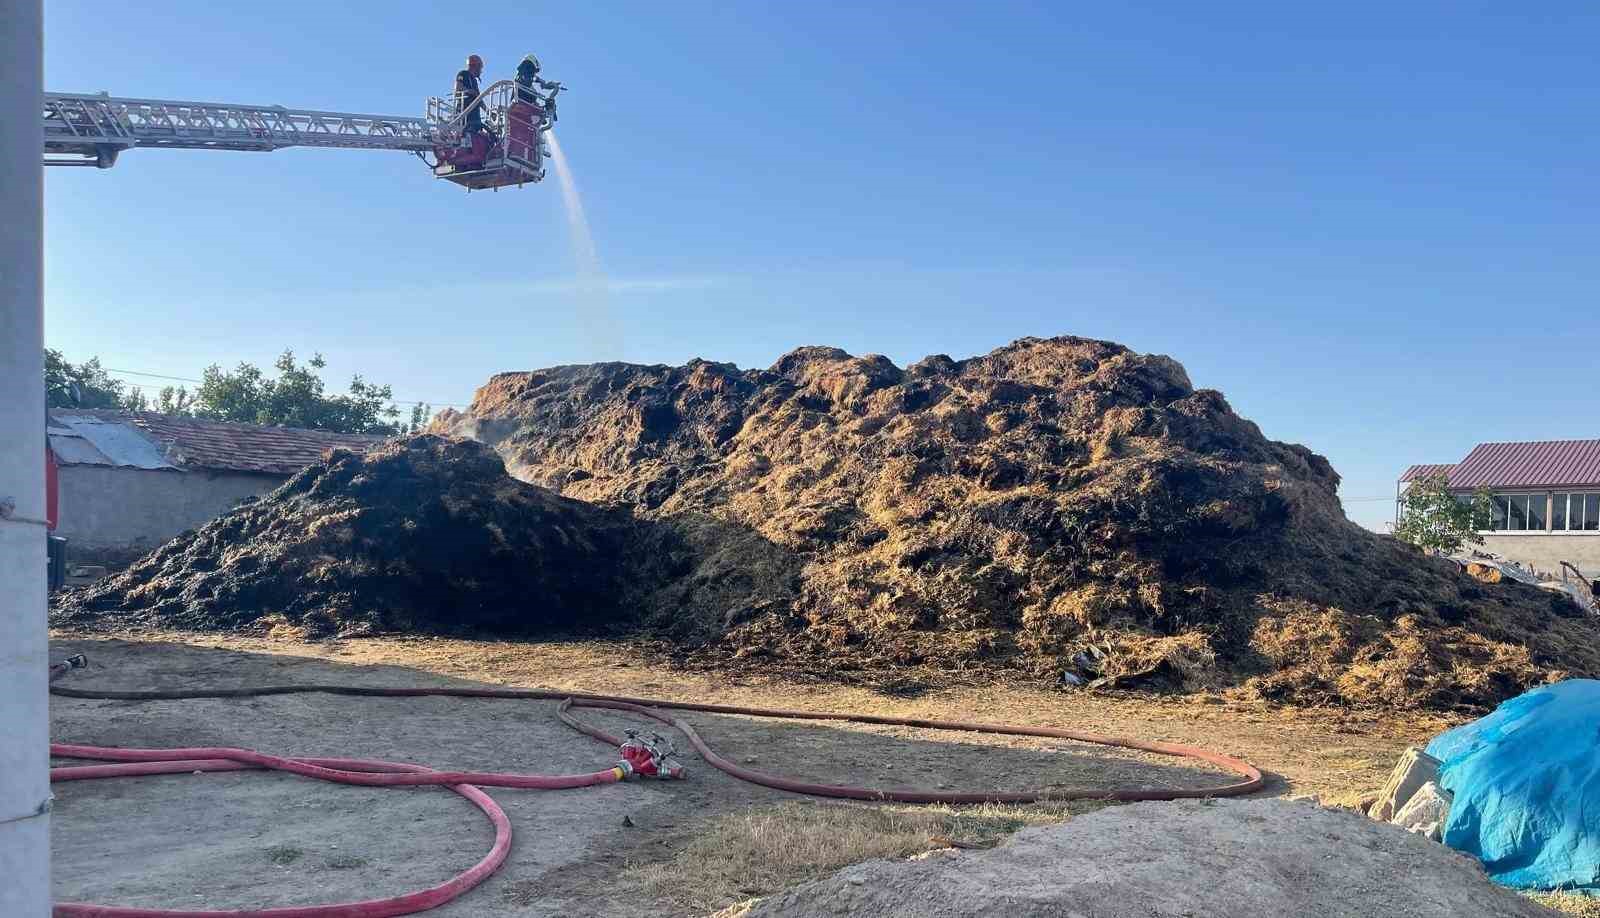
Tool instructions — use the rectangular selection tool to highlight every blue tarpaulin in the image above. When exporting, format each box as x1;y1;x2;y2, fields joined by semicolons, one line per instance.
1427;679;1600;892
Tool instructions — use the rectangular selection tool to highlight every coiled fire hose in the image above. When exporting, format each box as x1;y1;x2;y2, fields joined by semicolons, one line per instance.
48;658;1263;917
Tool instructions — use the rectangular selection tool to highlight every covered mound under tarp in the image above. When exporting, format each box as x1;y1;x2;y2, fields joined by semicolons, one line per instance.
52;436;644;637
1428;680;1600;891
432;336;1600;708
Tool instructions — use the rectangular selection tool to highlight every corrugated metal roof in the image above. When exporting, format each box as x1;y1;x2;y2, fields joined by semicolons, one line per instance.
1446;440;1600;490
48;409;384;476
1399;463;1455;483
47;413;178;470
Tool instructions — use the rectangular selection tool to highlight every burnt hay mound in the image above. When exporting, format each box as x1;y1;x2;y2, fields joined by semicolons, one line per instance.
429;335;1600;708
56;337;1600;710
52;436;644;637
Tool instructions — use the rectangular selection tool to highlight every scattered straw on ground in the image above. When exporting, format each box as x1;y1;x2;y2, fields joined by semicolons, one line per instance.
624;799;1098;913
1531;893;1600;916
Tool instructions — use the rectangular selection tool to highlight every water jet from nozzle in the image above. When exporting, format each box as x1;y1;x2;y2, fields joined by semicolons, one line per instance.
546;130;622;359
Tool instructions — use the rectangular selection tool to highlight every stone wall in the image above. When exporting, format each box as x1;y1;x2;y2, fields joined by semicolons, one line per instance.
1479;533;1600;579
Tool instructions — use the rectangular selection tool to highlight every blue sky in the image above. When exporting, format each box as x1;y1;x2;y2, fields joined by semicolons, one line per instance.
43;2;1599;530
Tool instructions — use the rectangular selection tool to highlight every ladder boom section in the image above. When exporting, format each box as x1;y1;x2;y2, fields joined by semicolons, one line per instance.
43;91;435;167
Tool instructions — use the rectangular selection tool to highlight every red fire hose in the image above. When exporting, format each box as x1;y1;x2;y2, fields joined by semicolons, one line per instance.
50;677;1264;917
51;751;517;918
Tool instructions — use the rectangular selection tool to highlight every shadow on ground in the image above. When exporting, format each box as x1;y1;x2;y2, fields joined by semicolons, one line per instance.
48;637;1252;917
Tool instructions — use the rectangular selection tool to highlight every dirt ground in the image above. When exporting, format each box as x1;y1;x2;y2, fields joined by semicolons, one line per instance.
48;630;1460;916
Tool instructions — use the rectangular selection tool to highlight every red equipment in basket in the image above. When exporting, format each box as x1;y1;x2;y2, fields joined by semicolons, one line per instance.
434;129;497;171
505;99;542;163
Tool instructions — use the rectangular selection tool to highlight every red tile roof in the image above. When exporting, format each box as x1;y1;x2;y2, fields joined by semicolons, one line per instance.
50;409;385;476
1400;463;1456;484
1445;440;1600;490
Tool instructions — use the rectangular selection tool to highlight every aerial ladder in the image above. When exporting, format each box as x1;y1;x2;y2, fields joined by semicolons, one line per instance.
41;75;564;191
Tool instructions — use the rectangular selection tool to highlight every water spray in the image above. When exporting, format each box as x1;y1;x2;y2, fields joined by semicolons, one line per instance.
546;130;623;359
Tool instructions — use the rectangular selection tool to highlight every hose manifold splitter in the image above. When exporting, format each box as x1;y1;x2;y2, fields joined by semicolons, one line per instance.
49;654;88;683
616;729;685;780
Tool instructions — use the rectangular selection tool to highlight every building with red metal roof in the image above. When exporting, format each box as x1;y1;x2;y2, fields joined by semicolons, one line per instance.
1398;440;1600;577
1398;463;1458;485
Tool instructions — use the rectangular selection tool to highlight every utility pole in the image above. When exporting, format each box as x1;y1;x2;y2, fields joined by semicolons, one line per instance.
0;0;52;914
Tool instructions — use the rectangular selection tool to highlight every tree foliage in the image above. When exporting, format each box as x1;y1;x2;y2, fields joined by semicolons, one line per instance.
47;348;430;435
1394;474;1494;555
44;349;145;410
409;403;435;435
181;351;411;434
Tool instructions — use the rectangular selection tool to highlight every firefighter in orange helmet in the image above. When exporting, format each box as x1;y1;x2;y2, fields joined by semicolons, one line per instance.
455;54;487;142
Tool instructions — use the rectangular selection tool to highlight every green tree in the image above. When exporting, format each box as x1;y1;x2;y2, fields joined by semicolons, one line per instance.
404;402;433;434
46;348;415;435
188;350;404;434
44;349;146;410
152;385;195;414
1394;474;1494;555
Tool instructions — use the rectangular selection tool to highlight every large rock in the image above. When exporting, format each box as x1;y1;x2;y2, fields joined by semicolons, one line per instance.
723;799;1558;918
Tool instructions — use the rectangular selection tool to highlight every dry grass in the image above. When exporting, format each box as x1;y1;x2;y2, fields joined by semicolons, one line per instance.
624;799;1105;913
1529;892;1600;916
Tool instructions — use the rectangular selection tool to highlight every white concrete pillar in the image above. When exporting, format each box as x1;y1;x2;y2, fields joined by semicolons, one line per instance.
0;0;52;914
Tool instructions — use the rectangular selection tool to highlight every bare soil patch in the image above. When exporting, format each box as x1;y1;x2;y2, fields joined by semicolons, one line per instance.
47;631;1455;916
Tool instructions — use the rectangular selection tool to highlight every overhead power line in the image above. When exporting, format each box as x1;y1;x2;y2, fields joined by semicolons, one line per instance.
103;368;197;383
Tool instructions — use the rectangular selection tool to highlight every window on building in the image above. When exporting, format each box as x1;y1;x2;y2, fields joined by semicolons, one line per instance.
1481;492;1600;532
1489;493;1558;531
1550;493;1600;532
1507;495;1529;530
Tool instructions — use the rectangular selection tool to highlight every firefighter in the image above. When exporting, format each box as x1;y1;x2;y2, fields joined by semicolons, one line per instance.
515;54;562;105
455;54;487;142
